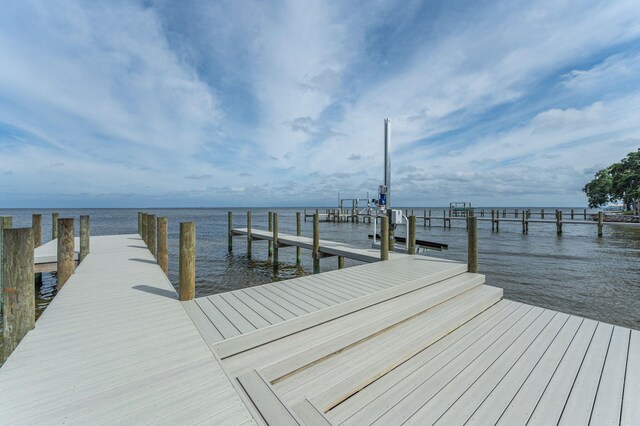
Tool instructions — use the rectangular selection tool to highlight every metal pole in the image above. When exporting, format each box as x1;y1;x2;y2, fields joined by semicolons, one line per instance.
384;118;391;208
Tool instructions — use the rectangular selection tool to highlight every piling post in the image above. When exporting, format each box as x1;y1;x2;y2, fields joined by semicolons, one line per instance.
338;256;344;269
52;212;59;240
556;210;563;235
571;209;574;220
515;209;518;218
468;217;478;273
141;213;148;245
268;212;273;259
443;210;447;228
2;227;35;362
57;218;75;289
503;209;506;218
247;211;252;258
521;211;526;234
423;210;427;227
0;217;13;314
380;215;389;261
541;209;544;219
526;210;530;234
32;214;42;248
179;222;196;301
408;215;416;255
428;209;432;228
80;215;90;263
228;211;233;252
313;213;320;273
157;217;168;274
584;209;587;220
304;209;307;222
137;212;142;237
147;214;156;258
598;211;604;237
496;211;500;232
491;210;495;231
296;212;301;265
272;212;279;267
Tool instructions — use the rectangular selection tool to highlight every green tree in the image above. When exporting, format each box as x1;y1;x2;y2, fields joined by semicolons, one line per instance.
583;149;640;212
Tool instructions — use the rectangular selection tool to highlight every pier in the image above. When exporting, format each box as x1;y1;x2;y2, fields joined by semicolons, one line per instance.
0;213;638;424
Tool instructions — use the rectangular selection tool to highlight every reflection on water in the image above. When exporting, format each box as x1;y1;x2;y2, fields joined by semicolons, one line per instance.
0;207;638;358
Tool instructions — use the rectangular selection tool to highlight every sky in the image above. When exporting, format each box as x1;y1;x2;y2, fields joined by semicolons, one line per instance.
1;0;639;208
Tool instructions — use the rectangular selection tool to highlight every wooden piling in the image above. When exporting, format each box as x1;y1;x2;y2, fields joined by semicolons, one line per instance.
338;256;344;269
468;217;478;273
179;222;196;301
268;212;273;259
228;211;233;252
32;214;42;248
304;209;307;222
157;217;168;274
408;215;416;255
380;215;389;261
0;216;13;313
296;212;301;265
522;212;526;234
80;215;90;263
495;210;500;232
584;209;587;220
598;211;604;237
571;209;574;220
247;211;252;258
491;210;495;231
2;227;35;362
313;213;320;273
526;210;530;234
52;212;59;240
541;209;544;219
272;212;279;267
515;209;518;218
443;210;447;228
137;212;142;237
556;210;563;235
141;213;148;245
57;218;75;289
147;214;156;258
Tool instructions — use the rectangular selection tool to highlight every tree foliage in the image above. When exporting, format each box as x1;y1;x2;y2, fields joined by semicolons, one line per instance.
583;149;640;210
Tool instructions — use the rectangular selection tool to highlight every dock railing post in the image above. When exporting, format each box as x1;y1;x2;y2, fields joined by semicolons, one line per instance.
338;256;344;269
137;212;142;237
571;209;574;219
541;209;544;219
526;210;530;234
179;222;196;301
443;210;446;228
80;215;90;263
468;216;478;273
32;214;42;248
584;208;587;220
0;216;13;314
598;211;604;237
380;215;389;261
141;213;148;245
247;211;252;258
313;213;320;273
157;217;168;274
272;212;279;268
556;210;563;235
52;212;59;240
296;212;301;265
228;211;233;252
147;214;156;258
496;210;500;232
268;212;273;259
408;215;416;255
57;218;75;289
491;210;495;232
522;211;526;234
2;227;35;362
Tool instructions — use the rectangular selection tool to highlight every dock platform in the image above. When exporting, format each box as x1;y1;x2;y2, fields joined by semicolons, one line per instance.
1;233;638;425
33;237;79;272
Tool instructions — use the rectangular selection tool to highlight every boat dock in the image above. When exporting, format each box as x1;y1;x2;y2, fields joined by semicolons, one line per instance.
0;216;638;424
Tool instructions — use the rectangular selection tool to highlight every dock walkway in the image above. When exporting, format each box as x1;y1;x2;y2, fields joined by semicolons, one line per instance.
0;234;254;425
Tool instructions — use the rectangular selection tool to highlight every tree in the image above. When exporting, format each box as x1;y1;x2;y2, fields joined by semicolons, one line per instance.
583;149;640;213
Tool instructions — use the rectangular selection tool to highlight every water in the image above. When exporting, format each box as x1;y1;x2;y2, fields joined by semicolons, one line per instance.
0;207;638;355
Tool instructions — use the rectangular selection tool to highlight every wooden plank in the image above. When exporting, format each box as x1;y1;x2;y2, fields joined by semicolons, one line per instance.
213;268;470;359
622;330;640;426
237;370;301;426
370;306;548;425
292;399;332;426
308;285;502;411
526;318;599;425
181;300;224;344
231;290;285;324
219;292;271;329
262;281;494;384
330;301;523;424
590;326;631;425
196;297;241;339
210;295;257;334
464;315;582;425
558;322;614;425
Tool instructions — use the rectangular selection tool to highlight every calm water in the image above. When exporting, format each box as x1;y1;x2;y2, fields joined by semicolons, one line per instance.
1;207;639;354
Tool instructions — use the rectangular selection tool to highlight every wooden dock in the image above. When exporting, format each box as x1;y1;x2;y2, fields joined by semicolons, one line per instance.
1;231;638;424
33;237;79;273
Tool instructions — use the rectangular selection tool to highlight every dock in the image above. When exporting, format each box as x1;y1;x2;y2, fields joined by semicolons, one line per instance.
33;237;79;272
0;228;638;424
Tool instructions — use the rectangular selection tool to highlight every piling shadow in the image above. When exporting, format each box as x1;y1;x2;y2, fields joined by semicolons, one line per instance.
127;245;147;249
128;258;157;265
133;285;177;299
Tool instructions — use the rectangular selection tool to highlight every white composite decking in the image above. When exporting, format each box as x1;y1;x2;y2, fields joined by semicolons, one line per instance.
0;234;255;425
232;228;406;262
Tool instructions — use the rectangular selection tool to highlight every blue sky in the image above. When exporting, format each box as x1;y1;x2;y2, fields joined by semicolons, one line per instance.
1;0;639;208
